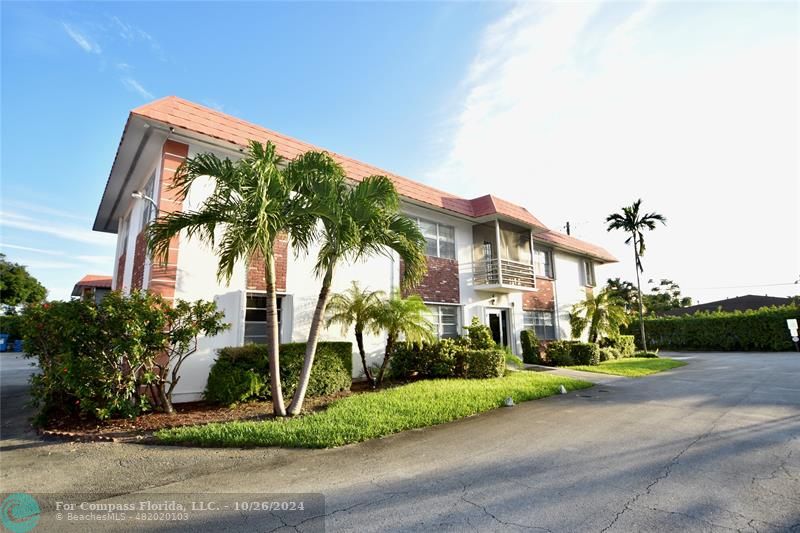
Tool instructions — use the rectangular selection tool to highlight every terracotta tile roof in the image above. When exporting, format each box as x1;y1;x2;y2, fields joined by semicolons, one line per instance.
72;275;113;296
534;230;617;263
120;96;615;262
131;97;546;228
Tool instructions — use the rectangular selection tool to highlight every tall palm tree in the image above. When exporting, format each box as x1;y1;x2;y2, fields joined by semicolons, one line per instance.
606;199;666;351
569;288;629;343
371;293;435;386
147;140;320;417
325;282;386;387
286;160;427;414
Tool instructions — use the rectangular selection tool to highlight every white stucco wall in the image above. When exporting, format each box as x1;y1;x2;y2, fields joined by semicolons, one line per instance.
553;252;594;342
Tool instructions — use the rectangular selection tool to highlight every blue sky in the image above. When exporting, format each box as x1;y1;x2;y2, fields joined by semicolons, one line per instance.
2;1;797;302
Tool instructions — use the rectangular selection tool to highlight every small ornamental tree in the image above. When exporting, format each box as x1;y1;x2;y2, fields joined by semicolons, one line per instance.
146;299;229;414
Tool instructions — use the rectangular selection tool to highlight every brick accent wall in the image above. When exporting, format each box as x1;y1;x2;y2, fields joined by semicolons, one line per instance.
523;278;555;310
116;252;126;291
148;140;189;300
246;234;288;292
131;232;147;290
401;256;460;304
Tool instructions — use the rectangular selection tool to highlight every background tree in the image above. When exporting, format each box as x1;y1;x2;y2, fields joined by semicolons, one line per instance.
0;254;47;309
606;199;666;351
287;161;426;415
325;282;386;387
148;140;319;417
605;277;639;314
569;288;629;342
371;293;435;386
643;278;692;315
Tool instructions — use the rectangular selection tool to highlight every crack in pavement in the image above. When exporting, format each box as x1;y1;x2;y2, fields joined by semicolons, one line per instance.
599;382;765;533
645;505;739;532
458;480;553;532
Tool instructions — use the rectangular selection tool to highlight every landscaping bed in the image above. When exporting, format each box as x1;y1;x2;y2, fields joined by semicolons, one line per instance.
569;357;686;377
38;390;355;443
155;372;592;448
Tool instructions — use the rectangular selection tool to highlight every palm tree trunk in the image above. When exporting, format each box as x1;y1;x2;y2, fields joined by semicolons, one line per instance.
355;328;374;387
287;266;334;415
265;253;286;416
632;233;648;352
376;334;394;386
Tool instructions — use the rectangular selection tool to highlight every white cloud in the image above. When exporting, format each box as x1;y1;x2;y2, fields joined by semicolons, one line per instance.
427;2;798;302
122;77;154;99
76;255;114;264
0;211;116;246
61;22;101;54
0;243;63;256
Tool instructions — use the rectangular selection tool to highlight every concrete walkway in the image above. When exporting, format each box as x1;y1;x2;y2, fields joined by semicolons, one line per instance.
1;352;798;531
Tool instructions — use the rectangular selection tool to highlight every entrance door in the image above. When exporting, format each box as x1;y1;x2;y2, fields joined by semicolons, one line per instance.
486;309;509;346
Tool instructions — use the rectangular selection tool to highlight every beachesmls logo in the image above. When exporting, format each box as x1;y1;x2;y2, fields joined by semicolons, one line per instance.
1;493;40;533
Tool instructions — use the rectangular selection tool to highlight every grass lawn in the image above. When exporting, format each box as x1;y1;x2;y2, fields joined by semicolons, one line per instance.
155;372;592;448
569;357;687;377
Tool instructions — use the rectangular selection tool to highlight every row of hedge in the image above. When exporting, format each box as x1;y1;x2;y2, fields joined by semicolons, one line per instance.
388;338;506;380
521;329;637;367
205;342;353;405
624;305;799;352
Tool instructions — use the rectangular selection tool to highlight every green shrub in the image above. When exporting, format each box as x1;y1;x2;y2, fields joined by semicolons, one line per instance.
389;339;459;380
600;347;621;362
599;335;635;358
462;349;505;378
545;340;575;366
21;292;228;422
624;305;799;351
504;349;524;371
633;350;659;358
520;329;541;364
0;314;23;341
571;342;600;366
464;317;496;349
204;342;352;405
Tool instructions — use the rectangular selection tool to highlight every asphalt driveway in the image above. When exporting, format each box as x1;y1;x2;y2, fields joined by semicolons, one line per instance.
1;352;798;532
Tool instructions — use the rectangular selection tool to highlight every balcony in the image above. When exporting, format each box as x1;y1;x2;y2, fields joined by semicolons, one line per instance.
473;258;536;292
472;220;537;293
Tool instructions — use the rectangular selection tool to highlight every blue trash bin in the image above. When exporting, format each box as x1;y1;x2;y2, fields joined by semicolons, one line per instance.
13;339;23;352
0;334;8;353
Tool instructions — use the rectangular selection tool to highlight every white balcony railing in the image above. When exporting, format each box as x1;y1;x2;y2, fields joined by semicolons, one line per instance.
474;258;535;289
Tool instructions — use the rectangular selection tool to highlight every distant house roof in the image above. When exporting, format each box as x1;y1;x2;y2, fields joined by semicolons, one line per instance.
663;294;795;316
72;275;112;297
96;96;617;263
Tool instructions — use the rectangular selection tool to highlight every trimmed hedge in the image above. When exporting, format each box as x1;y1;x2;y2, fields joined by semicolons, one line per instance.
599;335;635;358
389;339;506;380
545;340;600;366
205;342;352;405
520;329;541;364
624;305;799;351
600;347;621;362
463;349;506;378
545;341;575;366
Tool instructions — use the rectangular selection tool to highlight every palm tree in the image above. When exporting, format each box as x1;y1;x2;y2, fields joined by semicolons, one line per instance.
325;282;386;387
286;160;427;414
569;288;629;342
147;140;320;417
371;293;436;386
606;199;666;352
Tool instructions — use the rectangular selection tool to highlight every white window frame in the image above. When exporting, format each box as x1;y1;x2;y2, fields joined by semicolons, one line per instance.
523;310;557;340
415;217;456;260
534;248;554;278
583;259;596;287
426;304;461;339
243;292;283;345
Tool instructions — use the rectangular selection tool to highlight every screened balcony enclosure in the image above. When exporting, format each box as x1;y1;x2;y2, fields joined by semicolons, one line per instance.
472;220;536;292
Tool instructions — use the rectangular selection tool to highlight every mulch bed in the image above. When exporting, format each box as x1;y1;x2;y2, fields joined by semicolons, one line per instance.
39;388;363;444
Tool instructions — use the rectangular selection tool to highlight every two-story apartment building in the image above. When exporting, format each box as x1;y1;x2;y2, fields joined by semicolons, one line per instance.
93;97;616;402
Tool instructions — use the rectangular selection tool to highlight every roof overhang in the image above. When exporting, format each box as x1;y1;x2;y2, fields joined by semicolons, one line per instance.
93;115;170;234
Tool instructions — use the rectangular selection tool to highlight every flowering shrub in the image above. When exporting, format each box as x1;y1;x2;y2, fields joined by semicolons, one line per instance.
22;291;227;422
